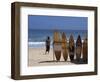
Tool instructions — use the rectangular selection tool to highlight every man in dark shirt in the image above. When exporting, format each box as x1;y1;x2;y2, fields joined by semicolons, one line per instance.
45;36;50;54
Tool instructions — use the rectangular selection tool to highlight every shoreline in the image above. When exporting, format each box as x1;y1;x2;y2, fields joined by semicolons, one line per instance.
28;40;84;48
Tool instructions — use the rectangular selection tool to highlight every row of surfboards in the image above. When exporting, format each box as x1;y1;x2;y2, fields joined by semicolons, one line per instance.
53;31;88;63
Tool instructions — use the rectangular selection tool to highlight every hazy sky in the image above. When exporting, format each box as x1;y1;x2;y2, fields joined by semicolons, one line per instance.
28;15;87;30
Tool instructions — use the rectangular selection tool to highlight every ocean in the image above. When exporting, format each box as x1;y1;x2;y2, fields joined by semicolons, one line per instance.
28;29;87;48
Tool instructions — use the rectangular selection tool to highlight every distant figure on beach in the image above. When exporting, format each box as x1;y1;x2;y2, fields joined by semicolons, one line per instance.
45;36;50;54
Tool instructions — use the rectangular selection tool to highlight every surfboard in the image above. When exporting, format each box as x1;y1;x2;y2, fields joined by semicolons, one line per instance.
62;32;68;61
76;35;82;61
82;38;88;63
69;34;75;61
53;31;61;61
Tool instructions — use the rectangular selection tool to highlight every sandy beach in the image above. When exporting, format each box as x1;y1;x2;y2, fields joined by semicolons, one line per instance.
28;48;76;67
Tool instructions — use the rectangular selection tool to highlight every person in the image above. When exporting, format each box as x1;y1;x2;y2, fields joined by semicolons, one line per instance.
45;36;50;54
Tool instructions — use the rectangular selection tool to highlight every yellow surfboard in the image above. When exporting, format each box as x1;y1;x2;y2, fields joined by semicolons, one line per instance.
62;32;68;61
53;31;61;61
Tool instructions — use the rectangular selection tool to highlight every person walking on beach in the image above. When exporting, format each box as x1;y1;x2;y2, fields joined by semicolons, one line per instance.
45;36;50;54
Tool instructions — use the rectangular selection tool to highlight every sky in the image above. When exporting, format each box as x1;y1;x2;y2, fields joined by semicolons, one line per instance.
28;15;87;30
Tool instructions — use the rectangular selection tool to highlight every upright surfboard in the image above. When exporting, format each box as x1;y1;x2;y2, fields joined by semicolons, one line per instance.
62;32;68;61
53;31;61;61
69;34;75;61
82;38;88;63
76;35;82;61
